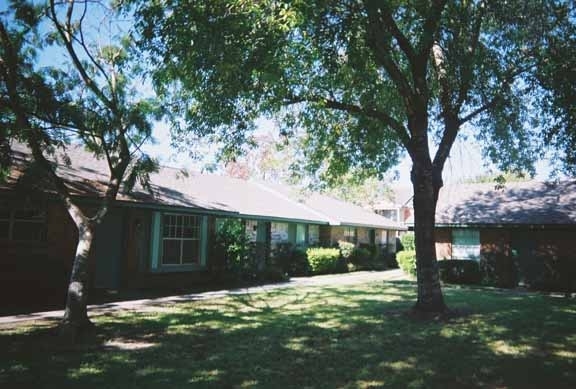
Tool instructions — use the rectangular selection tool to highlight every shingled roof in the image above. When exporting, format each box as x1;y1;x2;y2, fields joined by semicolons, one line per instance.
3;143;404;229
435;181;576;226
263;183;405;230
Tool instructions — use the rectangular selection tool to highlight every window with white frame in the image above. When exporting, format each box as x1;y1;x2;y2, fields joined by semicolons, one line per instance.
452;229;480;260
308;225;320;245
271;222;289;242
161;214;200;265
0;205;46;242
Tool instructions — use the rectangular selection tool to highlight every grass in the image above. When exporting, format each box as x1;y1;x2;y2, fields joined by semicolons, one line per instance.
1;280;575;388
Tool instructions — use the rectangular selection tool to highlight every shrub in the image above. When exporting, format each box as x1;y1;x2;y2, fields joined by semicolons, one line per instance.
480;252;518;288
306;247;345;274
438;260;482;285
338;240;355;260
397;250;416;276
214;219;259;281
517;255;576;293
289;247;311;276
400;232;415;251
386;252;399;268
348;246;386;271
272;243;311;277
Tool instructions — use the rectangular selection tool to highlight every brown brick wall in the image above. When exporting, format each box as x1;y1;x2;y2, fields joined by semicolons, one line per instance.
480;229;510;259
435;227;574;263
0;201;77;309
435;228;452;260
357;228;370;244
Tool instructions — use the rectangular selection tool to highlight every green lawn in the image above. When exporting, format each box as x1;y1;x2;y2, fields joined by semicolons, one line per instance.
1;281;575;389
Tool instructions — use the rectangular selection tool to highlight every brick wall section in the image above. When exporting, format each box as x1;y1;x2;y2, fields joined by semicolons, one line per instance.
435;228;452;260
330;226;347;244
480;229;510;259
0;201;77;309
357;227;369;244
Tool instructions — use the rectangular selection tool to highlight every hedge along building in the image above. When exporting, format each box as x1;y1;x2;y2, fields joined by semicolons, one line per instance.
426;181;576;287
0;143;404;308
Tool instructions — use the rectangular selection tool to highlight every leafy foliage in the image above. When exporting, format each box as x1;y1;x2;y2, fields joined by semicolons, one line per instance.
515;255;576;293
306;247;345;275
337;240;355;260
272;243;310;277
128;0;576;177
438;260;482;285
397;250;417;277
400;233;415;251
214;219;259;281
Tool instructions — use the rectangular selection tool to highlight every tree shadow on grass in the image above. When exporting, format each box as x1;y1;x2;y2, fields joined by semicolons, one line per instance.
1;283;575;389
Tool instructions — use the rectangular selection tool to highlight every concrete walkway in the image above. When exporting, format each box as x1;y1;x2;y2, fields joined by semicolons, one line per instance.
0;269;407;325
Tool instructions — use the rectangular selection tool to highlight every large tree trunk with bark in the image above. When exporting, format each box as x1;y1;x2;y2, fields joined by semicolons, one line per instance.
59;219;95;342
411;161;447;314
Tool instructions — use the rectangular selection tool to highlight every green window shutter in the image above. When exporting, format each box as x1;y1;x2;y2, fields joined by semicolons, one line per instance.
200;215;208;266
256;221;267;243
150;211;161;270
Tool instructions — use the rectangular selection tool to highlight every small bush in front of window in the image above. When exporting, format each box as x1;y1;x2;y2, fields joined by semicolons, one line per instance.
438;260;482;285
272;243;311;276
397;250;416;276
290;247;311;276
306;247;346;275
338;240;355;260
400;232;415;251
348;246;377;270
214;219;258;281
516;255;576;293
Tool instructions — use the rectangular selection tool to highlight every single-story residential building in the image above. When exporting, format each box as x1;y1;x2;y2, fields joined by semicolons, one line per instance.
431;181;576;262
0;143;404;307
424;181;576;289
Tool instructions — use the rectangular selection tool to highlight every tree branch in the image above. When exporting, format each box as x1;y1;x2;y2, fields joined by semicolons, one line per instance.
432;115;459;175
48;0;116;115
377;5;416;65
286;94;411;149
0;20;88;227
459;63;535;125
365;2;415;113
456;3;485;109
418;0;449;60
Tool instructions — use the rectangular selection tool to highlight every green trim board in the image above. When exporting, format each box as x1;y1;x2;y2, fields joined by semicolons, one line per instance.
200;215;208;266
150;211;161;270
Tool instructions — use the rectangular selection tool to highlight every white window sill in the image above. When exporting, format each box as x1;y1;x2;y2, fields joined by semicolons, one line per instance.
151;264;207;273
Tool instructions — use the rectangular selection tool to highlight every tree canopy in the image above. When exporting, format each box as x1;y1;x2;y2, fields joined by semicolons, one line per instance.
131;1;573;178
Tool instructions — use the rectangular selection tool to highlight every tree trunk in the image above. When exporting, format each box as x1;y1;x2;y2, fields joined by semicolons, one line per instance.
411;162;447;314
59;220;95;342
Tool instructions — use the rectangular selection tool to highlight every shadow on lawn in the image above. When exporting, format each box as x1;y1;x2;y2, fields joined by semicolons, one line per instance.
1;281;574;389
